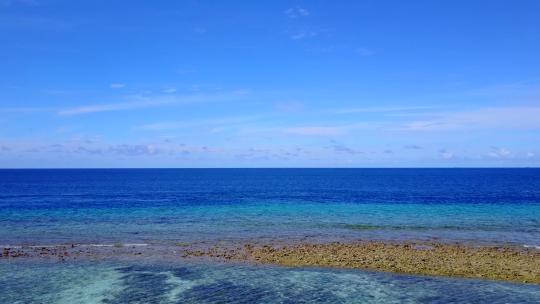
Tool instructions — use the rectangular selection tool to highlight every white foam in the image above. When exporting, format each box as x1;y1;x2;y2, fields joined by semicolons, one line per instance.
79;243;149;247
1;245;22;248
55;266;123;304
1;243;149;248
523;244;540;249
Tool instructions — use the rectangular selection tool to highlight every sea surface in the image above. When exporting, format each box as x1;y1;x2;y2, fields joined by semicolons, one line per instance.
1;168;539;303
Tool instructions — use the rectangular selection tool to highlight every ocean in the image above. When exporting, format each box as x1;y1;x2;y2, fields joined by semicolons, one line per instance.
1;169;539;303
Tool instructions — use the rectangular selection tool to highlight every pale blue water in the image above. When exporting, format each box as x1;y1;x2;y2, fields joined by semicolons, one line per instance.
1;169;539;302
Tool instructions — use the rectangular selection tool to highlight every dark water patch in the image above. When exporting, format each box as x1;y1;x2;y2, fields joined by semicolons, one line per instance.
403;276;540;304
104;266;175;304
279;289;346;304
171;266;201;280
0;270;61;303
177;281;274;303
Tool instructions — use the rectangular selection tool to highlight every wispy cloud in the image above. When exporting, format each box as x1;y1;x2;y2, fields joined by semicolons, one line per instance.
328;143;362;155
284;7;310;18
488;147;511;158
193;27;207;34
439;149;455;160
283;126;343;136
0;106;52;113
274;100;305;112
110;83;126;89
333;105;438;114
58;91;248;116
463;80;540;100
284;6;321;41
290;30;317;40
59;99;169;116
0;15;74;31
1;0;38;6
355;47;375;56
404;145;423;150
263;105;540;139
402;107;540;131
136;115;264;131
162;88;177;93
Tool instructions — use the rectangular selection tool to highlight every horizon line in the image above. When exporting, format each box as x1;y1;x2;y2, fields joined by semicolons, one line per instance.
0;167;539;170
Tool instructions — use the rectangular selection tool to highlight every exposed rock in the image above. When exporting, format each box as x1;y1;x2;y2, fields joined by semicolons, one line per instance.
183;241;540;284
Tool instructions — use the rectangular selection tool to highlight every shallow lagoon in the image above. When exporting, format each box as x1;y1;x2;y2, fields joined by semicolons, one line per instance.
2;260;540;304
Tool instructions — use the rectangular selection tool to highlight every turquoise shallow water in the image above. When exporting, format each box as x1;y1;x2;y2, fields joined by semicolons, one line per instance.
1;169;540;302
1;260;539;304
2;201;540;246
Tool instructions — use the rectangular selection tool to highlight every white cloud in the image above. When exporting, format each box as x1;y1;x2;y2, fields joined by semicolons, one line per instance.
526;152;535;158
355;47;375;56
439;149;455;160
489;147;511;158
290;30;317;40
110;83;126;89
163;88;177;93
285;7;310;18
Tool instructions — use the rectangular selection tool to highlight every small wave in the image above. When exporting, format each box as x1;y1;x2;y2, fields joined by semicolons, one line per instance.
342;223;539;233
523;245;540;249
1;243;149;248
80;243;149;247
343;224;381;230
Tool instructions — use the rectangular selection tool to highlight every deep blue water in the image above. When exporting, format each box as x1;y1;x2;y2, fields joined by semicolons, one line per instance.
1;169;539;303
1;168;539;246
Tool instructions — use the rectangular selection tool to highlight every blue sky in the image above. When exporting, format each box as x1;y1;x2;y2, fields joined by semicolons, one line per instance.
1;0;539;168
